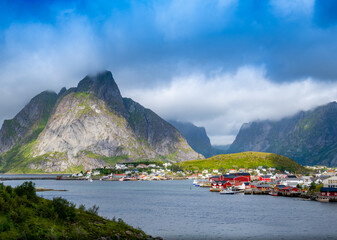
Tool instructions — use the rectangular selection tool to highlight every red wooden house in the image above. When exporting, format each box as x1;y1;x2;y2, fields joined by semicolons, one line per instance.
259;175;272;182
321;188;337;197
209;175;221;182
219;173;251;186
211;181;232;190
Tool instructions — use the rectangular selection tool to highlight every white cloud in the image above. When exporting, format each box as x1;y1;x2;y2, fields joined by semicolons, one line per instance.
124;66;337;145
0;15;105;122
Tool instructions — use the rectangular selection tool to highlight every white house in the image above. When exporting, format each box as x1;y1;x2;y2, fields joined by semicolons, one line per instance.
302;176;313;186
279;177;304;187
163;163;172;168
115;163;128;170
323;176;337;188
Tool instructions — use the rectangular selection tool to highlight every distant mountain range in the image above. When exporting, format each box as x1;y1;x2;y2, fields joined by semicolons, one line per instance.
0;71;201;173
168;120;227;158
228;102;337;166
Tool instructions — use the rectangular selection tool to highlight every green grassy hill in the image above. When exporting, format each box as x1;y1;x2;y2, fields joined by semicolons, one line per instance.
0;182;154;239
178;151;307;173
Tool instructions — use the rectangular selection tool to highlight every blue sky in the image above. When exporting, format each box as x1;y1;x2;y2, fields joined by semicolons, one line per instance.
1;0;337;144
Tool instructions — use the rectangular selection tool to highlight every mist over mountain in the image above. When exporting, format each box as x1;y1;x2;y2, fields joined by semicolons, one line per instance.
0;71;201;173
229;102;337;166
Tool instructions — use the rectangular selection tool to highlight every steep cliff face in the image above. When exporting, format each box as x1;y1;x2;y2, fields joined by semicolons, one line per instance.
168;120;214;158
0;91;58;154
229;102;337;166
0;71;201;173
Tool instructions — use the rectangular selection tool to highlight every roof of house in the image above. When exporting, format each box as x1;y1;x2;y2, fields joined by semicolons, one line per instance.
237;173;251;176
320;187;337;192
260;175;272;178
222;173;250;179
213;181;230;184
255;184;271;188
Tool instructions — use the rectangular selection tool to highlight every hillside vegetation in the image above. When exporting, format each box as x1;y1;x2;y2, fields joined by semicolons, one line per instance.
178;151;307;173
0;182;153;239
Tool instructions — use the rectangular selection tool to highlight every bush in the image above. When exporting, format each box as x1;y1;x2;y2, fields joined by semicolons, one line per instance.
87;205;99;215
14;181;36;200
52;197;76;221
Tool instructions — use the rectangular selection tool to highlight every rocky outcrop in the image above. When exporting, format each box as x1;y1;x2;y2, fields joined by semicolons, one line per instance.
228;102;337;166
0;71;201;172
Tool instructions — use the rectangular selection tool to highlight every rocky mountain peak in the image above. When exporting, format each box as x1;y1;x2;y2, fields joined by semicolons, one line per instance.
76;71;126;115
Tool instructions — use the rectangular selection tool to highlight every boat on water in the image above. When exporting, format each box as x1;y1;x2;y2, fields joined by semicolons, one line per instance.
269;191;278;196
119;177;131;181
317;197;329;203
220;188;235;195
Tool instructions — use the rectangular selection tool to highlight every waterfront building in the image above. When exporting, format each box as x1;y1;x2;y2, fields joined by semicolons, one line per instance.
211;181;232;190
219;173;251;186
259;175;272;182
320;188;337;197
323;176;337;188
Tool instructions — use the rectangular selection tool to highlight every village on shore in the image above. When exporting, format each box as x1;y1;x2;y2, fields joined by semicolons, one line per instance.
64;162;337;203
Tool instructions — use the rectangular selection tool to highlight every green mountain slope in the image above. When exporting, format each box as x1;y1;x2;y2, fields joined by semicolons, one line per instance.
178;152;307;173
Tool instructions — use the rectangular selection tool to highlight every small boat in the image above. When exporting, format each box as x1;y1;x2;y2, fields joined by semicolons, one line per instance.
220;188;235;195
317;197;329;203
88;178;93;182
119;177;131;181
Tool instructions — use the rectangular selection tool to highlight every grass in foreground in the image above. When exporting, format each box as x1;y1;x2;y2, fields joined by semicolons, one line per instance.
178;151;308;173
0;181;155;239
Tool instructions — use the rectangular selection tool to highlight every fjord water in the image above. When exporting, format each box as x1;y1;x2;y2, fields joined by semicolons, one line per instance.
2;178;337;240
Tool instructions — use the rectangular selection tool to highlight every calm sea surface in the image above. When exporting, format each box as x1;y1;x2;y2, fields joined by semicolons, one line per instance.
1;176;337;240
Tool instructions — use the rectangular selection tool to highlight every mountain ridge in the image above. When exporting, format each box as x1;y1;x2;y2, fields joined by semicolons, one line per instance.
229;102;337;166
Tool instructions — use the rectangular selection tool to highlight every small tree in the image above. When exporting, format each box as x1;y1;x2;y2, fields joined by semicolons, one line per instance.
309;181;316;191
